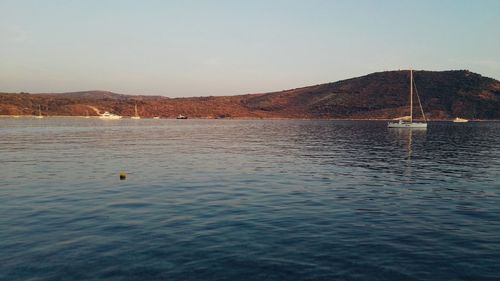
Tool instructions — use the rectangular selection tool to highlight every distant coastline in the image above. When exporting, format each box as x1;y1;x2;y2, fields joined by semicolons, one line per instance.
1;70;499;120
1;115;498;122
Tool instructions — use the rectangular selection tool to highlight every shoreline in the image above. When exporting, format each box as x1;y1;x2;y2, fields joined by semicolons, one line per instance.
0;115;498;122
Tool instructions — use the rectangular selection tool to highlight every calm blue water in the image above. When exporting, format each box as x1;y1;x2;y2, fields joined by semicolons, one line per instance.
1;118;499;281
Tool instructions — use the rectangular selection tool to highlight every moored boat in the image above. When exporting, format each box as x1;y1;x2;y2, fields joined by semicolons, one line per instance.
34;105;44;119
99;111;122;120
388;69;427;129
453;117;468;123
131;103;141;119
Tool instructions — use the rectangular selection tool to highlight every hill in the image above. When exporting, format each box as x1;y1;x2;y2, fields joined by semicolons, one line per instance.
1;70;499;119
242;70;500;119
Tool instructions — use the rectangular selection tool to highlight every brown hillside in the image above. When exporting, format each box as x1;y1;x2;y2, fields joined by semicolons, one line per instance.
1;70;498;119
243;70;500;119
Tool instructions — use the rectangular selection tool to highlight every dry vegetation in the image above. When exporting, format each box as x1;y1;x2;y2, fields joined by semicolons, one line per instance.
1;70;499;119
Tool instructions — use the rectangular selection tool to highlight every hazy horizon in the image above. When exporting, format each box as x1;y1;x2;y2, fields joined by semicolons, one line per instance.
1;0;499;97
2;68;496;98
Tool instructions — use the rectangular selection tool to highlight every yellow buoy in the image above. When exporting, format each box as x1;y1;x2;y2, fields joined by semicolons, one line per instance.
119;171;127;180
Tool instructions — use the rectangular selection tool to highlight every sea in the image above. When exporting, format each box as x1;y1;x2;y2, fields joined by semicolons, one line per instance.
1;118;499;281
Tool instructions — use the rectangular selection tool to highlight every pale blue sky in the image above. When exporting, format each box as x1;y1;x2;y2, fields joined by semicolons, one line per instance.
1;0;499;96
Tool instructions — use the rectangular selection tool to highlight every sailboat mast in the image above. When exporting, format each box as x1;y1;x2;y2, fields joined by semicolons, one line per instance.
410;69;413;123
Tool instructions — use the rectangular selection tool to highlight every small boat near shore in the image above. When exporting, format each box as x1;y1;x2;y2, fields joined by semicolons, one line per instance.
176;114;188;119
131;103;140;119
453;117;469;123
34;105;44;119
99;111;122;120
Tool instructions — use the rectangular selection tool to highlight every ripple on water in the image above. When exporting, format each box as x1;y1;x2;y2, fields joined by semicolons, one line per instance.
1;119;500;280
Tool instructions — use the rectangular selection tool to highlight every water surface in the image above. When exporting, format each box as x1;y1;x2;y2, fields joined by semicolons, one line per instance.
1;118;499;280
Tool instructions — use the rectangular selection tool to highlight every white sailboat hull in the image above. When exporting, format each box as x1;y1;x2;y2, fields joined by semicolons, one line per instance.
388;122;427;128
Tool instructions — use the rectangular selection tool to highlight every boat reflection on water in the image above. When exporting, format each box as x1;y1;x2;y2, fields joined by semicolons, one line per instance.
388;126;427;178
389;126;427;157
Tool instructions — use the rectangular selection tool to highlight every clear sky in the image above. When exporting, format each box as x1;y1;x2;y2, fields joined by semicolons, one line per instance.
1;0;499;97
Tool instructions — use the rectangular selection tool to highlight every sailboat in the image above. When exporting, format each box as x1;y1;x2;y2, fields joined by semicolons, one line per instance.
131;103;141;119
388;69;427;129
35;105;44;119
